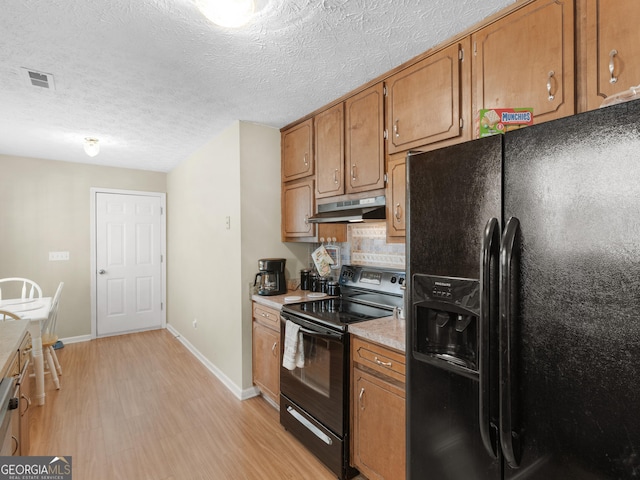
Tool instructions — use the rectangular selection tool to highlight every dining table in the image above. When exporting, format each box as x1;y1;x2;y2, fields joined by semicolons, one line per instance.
0;296;52;406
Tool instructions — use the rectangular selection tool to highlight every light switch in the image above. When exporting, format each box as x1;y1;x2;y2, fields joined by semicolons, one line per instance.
49;251;70;261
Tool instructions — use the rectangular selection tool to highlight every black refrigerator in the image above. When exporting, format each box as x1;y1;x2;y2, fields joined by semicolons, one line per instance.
406;99;640;480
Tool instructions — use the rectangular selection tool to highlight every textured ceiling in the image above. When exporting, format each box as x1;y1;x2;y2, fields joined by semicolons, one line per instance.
0;0;514;172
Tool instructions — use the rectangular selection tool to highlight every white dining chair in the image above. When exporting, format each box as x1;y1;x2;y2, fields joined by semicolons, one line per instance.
0;277;43;302
40;282;64;389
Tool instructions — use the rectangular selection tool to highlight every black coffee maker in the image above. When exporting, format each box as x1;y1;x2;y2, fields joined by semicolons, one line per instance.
254;258;287;296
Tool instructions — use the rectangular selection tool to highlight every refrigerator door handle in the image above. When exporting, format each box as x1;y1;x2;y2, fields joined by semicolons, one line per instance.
479;218;500;459
500;216;522;468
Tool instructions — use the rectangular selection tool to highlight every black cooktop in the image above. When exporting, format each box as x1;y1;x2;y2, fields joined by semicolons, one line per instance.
282;297;393;331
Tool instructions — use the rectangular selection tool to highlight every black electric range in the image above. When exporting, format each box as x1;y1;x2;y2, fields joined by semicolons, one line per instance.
281;265;406;331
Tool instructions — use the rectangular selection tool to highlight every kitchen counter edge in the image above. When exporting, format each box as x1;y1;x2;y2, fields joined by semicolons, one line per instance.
0;319;30;377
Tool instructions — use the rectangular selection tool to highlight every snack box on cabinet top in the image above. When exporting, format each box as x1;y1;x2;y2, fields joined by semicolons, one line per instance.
477;108;534;138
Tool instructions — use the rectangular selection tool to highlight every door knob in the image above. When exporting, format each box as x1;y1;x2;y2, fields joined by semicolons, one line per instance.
98;269;106;274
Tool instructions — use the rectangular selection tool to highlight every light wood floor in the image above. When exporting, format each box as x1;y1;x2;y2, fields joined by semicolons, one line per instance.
29;329;342;480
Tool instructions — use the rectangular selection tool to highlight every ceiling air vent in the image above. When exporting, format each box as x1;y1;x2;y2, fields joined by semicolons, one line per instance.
21;67;56;91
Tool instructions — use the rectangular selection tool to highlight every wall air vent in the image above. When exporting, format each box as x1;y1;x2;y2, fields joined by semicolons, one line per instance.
21;67;56;91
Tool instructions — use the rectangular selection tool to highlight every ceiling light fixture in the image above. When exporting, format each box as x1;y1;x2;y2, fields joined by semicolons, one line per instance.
197;0;255;28
84;137;100;157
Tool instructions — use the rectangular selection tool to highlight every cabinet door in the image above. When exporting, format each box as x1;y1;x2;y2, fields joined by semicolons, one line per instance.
19;366;31;456
252;321;280;404
352;369;405;480
585;0;640;110
282;178;315;240
315;103;345;198
385;154;406;240
473;0;575;126
346;83;385;192
282;119;313;181
386;43;463;154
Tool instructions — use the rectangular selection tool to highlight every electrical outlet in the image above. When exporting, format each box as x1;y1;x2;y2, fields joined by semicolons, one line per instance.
193;319;197;329
49;251;70;261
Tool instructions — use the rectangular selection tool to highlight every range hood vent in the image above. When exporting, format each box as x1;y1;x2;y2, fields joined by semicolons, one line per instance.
308;195;386;223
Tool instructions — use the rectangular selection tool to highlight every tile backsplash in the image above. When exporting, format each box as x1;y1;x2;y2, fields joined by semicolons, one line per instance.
347;222;405;269
310;222;406;272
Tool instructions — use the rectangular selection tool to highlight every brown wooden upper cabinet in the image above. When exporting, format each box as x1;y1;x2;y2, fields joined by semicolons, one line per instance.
281;177;315;240
585;0;640;110
385;153;406;241
315;103;345;198
282;119;313;182
345;83;385;193
472;0;575;127
385;42;465;154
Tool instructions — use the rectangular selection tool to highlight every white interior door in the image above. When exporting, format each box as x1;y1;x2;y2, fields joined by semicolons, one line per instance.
96;192;163;336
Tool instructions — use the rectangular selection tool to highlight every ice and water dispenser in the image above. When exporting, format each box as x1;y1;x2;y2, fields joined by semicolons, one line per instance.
412;274;480;374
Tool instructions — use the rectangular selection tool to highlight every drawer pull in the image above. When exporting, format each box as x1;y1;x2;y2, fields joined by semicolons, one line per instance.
374;356;392;368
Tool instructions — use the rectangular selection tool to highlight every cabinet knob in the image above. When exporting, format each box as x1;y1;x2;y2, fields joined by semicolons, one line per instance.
609;49;618;84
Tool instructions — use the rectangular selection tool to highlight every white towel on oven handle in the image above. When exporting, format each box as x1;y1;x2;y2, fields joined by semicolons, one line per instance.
283;320;305;371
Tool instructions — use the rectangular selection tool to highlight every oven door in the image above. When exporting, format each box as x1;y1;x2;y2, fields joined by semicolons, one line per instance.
280;312;347;437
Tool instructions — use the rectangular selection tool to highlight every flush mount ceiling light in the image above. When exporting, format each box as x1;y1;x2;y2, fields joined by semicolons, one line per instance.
197;0;255;28
84;137;100;157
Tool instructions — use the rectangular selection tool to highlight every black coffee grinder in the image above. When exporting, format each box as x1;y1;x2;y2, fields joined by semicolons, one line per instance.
254;258;287;295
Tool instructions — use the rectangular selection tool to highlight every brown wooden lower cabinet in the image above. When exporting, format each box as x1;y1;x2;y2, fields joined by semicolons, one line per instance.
252;303;281;407
351;337;406;480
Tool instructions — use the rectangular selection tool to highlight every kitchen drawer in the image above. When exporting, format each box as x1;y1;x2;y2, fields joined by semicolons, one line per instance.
252;303;281;331
352;337;405;384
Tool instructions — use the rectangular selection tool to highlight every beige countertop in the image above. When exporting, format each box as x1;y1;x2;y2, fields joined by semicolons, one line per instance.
349;315;406;353
252;290;331;310
252;292;406;354
0;319;29;377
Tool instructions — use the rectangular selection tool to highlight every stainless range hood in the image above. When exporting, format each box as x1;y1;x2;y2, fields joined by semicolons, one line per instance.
308;195;386;223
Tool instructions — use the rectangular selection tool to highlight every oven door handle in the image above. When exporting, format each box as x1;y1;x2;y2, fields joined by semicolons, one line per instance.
297;326;341;340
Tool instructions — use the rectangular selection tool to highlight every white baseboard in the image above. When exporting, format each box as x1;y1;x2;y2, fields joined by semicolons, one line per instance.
166;324;259;401
59;334;92;344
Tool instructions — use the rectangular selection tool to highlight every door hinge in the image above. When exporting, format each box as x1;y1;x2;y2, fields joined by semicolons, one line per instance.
459;48;464;61
383;130;388;140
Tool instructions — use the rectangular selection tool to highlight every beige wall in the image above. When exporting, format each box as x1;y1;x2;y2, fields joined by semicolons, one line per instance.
0;154;166;338
167;121;308;395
